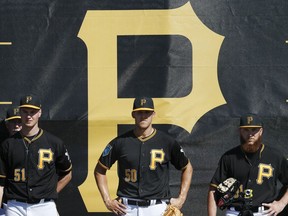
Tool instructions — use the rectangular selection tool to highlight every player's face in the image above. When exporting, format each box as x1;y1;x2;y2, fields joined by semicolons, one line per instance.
132;110;155;129
5;119;22;135
20;107;42;128
240;127;263;153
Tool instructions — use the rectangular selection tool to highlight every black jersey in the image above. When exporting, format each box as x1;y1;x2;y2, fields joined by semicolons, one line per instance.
98;129;189;199
210;144;288;207
0;129;72;203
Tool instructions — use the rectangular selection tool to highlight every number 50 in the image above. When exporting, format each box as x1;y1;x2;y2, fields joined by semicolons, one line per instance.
124;169;137;183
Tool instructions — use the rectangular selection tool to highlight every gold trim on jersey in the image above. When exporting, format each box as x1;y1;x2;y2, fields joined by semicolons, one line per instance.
22;129;44;144
181;160;190;171
242;144;265;166
259;144;265;158
210;183;218;188
137;129;157;142
64;164;73;172
98;160;109;170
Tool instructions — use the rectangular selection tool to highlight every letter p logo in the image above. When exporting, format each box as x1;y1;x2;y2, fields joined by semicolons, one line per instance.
150;149;165;170
38;149;54;170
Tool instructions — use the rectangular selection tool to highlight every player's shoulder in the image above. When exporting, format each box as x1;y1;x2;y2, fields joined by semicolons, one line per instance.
0;132;21;151
221;145;241;157
262;144;284;157
114;130;134;139
154;129;179;145
263;144;279;151
0;120;9;143
110;130;134;144
1;131;22;142
154;129;174;139
40;129;63;144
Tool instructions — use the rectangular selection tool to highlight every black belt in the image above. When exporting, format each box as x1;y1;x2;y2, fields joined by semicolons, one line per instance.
127;199;164;207
231;206;268;213
12;198;53;204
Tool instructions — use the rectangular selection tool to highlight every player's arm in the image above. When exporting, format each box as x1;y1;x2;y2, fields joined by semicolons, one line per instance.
0;144;6;208
207;185;217;216
262;188;288;215
94;162;126;215
0;186;3;207
57;170;72;193
170;160;193;209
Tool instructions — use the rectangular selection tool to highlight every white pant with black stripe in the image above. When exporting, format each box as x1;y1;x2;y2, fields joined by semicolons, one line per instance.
122;198;168;216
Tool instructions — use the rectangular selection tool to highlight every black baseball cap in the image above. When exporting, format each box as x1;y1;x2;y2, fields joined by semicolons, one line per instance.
19;95;42;110
133;97;154;112
239;114;262;128
5;107;21;121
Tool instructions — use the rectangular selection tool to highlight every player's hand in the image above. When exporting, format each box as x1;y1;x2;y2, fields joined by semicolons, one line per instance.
169;197;185;210
262;200;286;215
105;198;126;215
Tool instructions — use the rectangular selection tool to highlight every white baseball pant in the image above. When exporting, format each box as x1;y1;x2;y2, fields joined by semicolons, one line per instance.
6;200;59;216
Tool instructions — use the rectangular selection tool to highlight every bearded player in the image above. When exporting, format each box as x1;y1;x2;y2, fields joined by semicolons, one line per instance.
208;114;288;216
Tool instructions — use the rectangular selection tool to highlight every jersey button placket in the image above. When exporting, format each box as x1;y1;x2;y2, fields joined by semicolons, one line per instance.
138;141;146;197
246;165;254;188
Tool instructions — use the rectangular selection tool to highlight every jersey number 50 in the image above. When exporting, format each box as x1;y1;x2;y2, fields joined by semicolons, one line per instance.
124;169;137;182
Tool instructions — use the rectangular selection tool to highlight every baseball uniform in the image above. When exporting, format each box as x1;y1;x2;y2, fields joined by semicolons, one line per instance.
210;144;288;215
98;128;189;215
0;128;72;216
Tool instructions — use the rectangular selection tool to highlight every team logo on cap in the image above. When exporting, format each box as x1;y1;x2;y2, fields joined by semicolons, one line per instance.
13;108;19;115
26;96;33;103
247;116;253;124
140;99;146;106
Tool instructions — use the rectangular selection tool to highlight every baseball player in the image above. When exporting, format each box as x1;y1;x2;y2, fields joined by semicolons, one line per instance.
0;106;22;145
207;114;288;216
0;107;21;143
0;95;72;216
4;106;22;136
0;106;22;215
94;97;193;216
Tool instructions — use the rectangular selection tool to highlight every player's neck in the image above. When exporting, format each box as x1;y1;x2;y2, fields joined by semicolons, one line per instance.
134;126;155;139
21;124;40;137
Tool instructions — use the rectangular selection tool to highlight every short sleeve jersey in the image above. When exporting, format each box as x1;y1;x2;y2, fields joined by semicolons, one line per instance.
98;129;189;199
0;129;72;202
210;144;288;207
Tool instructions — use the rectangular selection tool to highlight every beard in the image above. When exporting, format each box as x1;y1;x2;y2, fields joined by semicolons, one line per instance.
240;136;262;153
